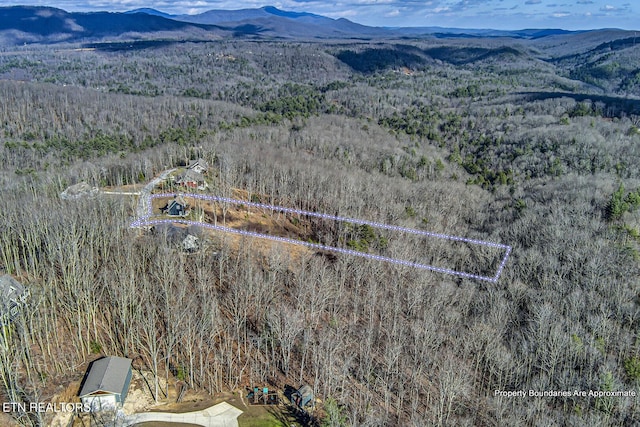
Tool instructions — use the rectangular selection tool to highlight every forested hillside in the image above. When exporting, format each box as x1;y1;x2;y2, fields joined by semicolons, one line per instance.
1;36;640;426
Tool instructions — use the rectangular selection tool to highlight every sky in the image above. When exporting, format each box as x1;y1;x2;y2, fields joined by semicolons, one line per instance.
2;0;638;30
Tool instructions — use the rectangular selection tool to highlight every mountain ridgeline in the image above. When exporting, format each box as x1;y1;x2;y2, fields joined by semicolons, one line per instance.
0;5;634;44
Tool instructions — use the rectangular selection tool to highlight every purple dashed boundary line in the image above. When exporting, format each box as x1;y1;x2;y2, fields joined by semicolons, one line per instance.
132;193;512;282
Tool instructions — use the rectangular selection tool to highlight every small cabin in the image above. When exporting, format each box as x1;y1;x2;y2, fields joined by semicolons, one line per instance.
79;356;133;411
292;384;314;409
161;196;188;217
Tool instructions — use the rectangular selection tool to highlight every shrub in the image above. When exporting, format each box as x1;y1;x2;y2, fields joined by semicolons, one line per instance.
89;340;102;354
624;356;640;381
606;183;629;220
322;398;348;427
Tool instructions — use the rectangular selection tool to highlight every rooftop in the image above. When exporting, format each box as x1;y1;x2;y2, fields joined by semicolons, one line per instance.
0;275;27;304
177;169;206;183
79;356;132;397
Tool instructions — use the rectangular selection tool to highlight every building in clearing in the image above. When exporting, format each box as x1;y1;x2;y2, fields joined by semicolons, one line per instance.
79;356;133;411
161;195;188;217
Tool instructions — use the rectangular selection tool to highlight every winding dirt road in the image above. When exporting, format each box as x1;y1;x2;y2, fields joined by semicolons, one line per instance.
135;168;176;219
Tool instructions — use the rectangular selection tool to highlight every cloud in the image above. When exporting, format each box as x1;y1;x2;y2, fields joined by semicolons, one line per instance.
323;9;360;18
552;11;571;17
576;0;593;3
384;9;401;17
600;5;617;11
525;0;541;4
346;0;398;5
447;0;497;13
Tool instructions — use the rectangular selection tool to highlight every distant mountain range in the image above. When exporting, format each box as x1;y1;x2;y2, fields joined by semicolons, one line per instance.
0;5;634;46
0;6;222;44
129;5;390;39
394;27;579;39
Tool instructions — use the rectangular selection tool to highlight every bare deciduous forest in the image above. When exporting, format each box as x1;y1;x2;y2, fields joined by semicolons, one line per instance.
1;36;640;426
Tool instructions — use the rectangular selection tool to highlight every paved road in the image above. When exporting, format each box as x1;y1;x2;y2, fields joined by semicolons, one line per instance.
124;402;242;427
101;191;141;195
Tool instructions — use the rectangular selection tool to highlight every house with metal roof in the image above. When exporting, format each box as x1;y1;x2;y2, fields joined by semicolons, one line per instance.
187;158;209;175
0;275;29;324
79;356;133;411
